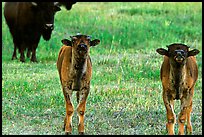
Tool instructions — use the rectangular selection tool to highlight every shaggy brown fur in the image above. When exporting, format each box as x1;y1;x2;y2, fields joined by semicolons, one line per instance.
156;43;199;135
57;34;100;135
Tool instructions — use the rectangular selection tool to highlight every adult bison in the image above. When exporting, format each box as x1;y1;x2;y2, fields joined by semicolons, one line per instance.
3;2;75;62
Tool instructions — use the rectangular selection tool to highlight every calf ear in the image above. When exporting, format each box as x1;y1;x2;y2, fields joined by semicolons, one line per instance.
90;39;100;47
188;49;200;57
156;48;168;56
61;39;72;46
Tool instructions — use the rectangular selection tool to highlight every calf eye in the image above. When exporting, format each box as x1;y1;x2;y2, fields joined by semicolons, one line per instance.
72;40;75;43
180;51;184;54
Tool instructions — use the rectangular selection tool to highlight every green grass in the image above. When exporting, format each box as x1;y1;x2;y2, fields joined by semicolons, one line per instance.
2;2;202;135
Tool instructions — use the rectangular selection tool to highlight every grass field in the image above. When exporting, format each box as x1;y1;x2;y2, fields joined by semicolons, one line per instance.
2;2;202;135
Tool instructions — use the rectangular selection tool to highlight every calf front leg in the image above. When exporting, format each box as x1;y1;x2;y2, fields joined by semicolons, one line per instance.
163;92;176;135
186;88;194;135
63;87;74;135
76;87;89;135
186;101;193;134
178;95;193;135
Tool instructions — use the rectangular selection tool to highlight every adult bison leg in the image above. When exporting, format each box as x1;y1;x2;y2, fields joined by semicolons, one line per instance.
76;86;90;135
63;86;74;135
27;48;31;58
30;44;38;62
12;44;17;60
9;26;18;60
163;91;176;135
12;38;20;60
19;45;26;62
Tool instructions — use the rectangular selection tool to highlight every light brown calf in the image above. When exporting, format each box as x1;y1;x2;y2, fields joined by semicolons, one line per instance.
57;34;100;135
156;43;199;135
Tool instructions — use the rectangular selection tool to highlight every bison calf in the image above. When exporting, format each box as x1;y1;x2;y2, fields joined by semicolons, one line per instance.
156;43;200;135
57;34;100;135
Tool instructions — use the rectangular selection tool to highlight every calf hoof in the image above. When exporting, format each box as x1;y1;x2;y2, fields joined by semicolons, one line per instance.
79;132;84;135
65;132;72;135
185;126;192;135
62;125;65;131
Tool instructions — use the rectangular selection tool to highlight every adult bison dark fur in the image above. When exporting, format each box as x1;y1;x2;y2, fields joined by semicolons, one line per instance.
4;2;75;62
58;2;76;10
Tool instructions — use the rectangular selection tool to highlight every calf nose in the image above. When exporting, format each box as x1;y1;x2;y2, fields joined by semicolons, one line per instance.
174;50;185;62
177;51;182;56
78;44;87;50
45;24;54;30
175;50;184;55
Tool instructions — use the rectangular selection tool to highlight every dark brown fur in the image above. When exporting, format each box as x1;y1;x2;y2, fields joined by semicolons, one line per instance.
156;43;199;135
4;2;75;62
58;2;76;10
56;34;100;134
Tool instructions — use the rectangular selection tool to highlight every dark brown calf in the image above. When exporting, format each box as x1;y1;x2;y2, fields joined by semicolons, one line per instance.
156;43;199;135
57;34;100;134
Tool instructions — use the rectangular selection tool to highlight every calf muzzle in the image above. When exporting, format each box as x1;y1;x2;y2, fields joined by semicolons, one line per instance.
174;50;186;63
77;44;88;55
78;44;87;51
